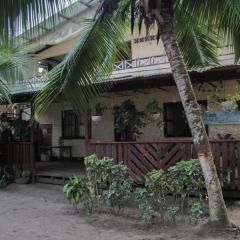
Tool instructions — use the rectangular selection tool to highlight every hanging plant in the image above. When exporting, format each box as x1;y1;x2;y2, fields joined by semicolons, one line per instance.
144;99;162;121
207;93;233;110
233;85;240;110
91;103;106;123
113;99;145;138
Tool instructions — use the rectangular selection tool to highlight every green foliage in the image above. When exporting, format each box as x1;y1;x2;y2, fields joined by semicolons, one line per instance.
138;202;156;224
144;99;162;116
85;155;132;212
0;165;13;188
85;154;113;198
63;176;87;206
113;99;145;138
189;200;204;223
64;156;207;224
135;160;206;224
104;163;132;211
167;207;180;223
134;169;169;223
168;159;205;196
207;93;229;106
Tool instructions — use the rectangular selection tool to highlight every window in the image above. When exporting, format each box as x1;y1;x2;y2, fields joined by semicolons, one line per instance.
62;110;84;139
163;101;207;137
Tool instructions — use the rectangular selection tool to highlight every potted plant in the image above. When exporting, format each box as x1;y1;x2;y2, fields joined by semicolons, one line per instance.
144;99;162;120
233;85;240;110
234;95;240;110
208;94;232;109
91;103;106;123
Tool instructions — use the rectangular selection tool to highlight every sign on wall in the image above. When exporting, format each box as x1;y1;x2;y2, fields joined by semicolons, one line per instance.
203;110;240;125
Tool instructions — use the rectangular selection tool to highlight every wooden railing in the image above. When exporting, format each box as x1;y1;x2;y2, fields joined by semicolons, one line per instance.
114;55;169;71
88;140;240;190
7;142;34;172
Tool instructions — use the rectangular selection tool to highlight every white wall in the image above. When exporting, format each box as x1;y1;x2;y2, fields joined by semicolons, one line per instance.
38;80;240;158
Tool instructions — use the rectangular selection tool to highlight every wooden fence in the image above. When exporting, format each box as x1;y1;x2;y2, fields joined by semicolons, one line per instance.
6;142;34;173
88;140;240;190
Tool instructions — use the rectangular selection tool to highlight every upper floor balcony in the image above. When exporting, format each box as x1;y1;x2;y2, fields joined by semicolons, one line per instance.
7;46;235;94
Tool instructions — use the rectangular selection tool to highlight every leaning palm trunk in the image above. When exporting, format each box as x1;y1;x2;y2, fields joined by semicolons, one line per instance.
154;0;230;226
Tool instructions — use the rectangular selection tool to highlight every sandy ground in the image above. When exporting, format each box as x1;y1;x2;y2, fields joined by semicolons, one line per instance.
0;184;240;240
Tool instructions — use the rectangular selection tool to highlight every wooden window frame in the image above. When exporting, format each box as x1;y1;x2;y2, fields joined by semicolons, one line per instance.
163;101;207;138
62;110;85;139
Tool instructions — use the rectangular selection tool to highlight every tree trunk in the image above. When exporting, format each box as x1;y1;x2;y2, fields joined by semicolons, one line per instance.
154;0;231;226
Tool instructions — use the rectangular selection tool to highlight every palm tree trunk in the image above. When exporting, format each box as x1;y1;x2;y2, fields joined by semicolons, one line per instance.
154;0;231;226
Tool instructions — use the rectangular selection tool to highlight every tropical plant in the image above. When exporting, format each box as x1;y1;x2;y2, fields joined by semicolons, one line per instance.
5;0;240;227
63;176;87;207
104;163;132;212
113;99;145;138
134;169;170;223
168;159;205;217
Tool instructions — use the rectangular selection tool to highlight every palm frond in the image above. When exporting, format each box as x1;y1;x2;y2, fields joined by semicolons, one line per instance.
175;8;220;69
0;0;76;46
176;0;240;63
0;47;34;102
35;15;127;119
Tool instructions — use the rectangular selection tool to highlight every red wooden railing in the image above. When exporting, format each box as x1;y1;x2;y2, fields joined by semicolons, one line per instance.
88;140;240;190
7;142;34;173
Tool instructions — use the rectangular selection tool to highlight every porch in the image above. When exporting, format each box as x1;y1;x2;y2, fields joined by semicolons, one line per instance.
3;139;240;194
88;140;240;191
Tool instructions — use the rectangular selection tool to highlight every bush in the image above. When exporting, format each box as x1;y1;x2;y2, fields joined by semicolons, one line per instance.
167;159;205;216
64;155;207;225
85;154;112;198
63;176;87;207
84;154;132;212
104;163;132;212
134;169;170;223
0;165;13;188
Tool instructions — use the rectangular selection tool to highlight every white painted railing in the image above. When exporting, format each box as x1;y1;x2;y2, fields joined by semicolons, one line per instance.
7;46;236;92
114;55;169;71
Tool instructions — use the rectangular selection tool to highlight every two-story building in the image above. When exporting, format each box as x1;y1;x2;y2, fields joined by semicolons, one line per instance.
1;0;240;190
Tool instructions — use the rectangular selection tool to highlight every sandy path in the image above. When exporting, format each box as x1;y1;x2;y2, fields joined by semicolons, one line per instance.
0;184;239;240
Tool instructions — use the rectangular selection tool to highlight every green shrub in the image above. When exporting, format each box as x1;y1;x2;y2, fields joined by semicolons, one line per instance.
63;176;87;206
0;165;13;188
104;163;132;212
134;169;169;222
168;159;205;196
85;154;113;198
167;206;180;223
138;202;156;224
189;200;204;223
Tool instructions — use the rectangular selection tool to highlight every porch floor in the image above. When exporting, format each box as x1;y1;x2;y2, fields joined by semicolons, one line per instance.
35;160;85;184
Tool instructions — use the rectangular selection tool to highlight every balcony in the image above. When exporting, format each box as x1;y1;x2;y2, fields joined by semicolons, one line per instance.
7;46;235;94
111;46;235;81
8;75;46;94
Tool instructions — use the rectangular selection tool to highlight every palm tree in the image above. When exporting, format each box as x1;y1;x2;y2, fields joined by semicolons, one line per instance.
1;0;240;227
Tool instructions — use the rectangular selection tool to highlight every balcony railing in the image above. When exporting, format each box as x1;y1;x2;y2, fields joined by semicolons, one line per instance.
8;75;47;94
6;46;235;93
114;54;169;71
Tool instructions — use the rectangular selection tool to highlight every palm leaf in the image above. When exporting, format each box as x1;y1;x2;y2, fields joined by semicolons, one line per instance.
35;15;127;119
0;0;76;46
176;0;240;62
0;47;34;102
175;8;220;68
